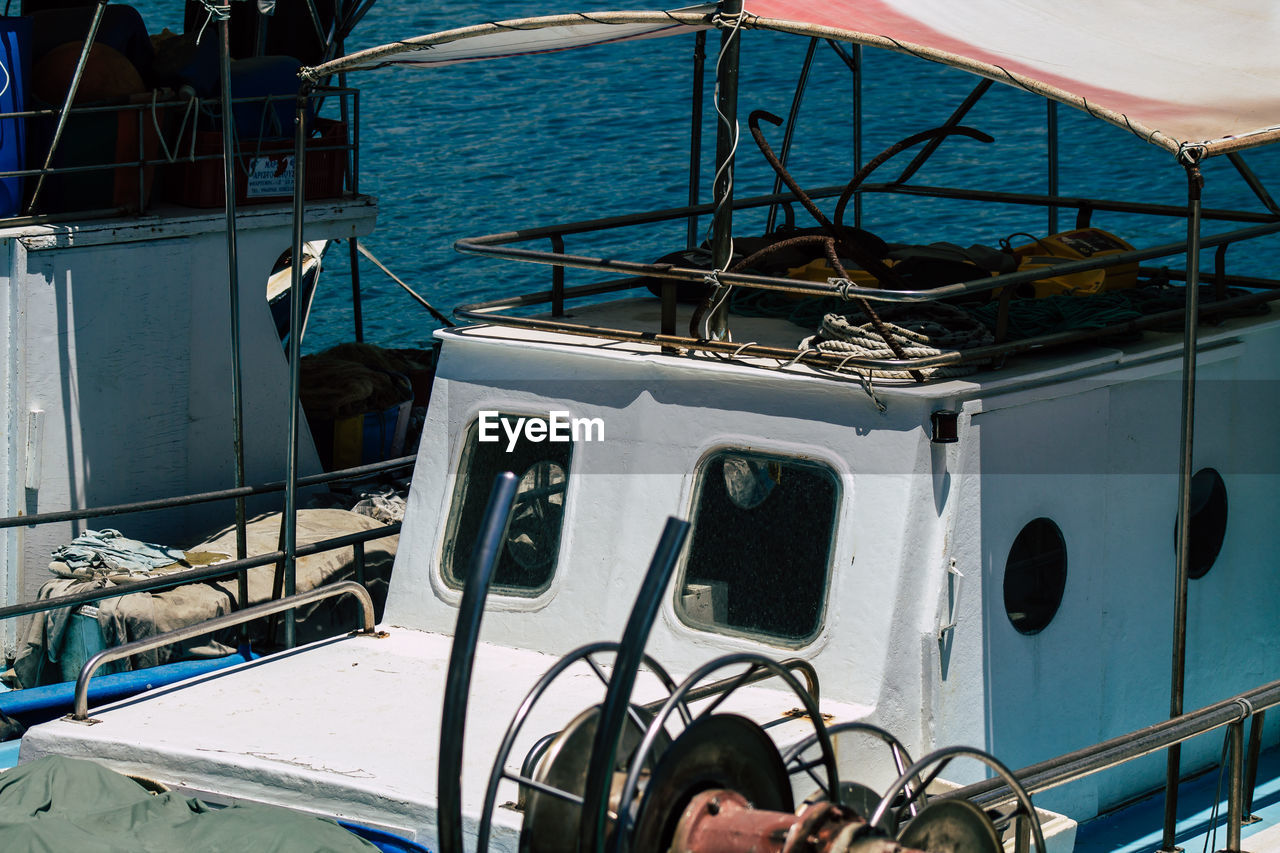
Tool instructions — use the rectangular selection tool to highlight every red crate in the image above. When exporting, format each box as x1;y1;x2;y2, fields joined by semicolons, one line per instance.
167;118;347;208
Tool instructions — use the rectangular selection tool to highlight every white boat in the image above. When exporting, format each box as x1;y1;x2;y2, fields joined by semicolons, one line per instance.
12;1;1280;852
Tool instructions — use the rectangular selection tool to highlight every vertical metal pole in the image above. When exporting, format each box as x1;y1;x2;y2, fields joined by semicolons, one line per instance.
706;0;743;340
1161;156;1203;853
27;0;107;213
686;30;706;250
339;68;364;343
348;238;364;342
1227;718;1245;853
136;108;144;212
1244;710;1265;819
219;14;250;638
852;44;863;229
353;541;366;589
765;37;817;233
283;87;312;650
550;233;565;317
1047;100;1060;234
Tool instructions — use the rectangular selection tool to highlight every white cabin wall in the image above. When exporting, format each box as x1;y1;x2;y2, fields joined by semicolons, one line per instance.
393;330;974;801
392;316;1280;822
929;329;1280;819
3;203;375;610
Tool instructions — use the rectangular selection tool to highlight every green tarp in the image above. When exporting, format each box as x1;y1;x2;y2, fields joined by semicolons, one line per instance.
0;755;380;852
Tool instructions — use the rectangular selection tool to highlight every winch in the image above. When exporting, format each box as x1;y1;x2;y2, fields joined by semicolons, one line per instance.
436;475;1046;853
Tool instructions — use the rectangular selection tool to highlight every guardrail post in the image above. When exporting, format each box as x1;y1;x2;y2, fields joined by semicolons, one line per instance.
1244;709;1265;821
551;233;565;316
1226;716;1245;852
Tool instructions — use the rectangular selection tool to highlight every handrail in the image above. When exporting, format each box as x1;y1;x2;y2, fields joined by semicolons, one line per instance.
0;86;357;219
454;283;1280;375
0;453;414;531
943;677;1280;817
0;522;399;624
454;184;1276;252
456;218;1280;307
70;580;378;721
638;656;820;711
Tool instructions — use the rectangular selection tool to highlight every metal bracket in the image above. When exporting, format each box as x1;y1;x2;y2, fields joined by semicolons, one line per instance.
938;559;964;640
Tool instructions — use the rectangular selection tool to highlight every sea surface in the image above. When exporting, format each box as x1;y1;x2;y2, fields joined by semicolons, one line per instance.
133;1;1280;355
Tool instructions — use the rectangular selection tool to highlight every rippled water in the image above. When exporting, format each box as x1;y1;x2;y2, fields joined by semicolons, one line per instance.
134;1;1280;354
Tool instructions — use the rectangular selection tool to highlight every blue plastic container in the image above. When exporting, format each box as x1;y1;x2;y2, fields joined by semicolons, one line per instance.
0;17;29;217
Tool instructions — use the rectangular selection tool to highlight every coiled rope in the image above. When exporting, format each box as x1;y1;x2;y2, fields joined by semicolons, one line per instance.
800;303;994;380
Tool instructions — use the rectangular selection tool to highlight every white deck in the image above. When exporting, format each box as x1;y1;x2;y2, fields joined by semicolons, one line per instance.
20;626;858;847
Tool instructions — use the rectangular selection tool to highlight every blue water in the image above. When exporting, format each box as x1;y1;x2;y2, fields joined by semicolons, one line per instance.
131;1;1280;354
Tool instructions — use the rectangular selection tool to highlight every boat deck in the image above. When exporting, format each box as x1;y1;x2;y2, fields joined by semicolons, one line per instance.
18;627;864;847
1076;745;1280;853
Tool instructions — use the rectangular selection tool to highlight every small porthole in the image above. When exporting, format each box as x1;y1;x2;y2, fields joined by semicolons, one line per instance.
1178;468;1228;580
1003;518;1067;635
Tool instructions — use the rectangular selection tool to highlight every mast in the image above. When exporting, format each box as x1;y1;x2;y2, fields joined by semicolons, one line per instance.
1160;149;1205;853
704;0;743;341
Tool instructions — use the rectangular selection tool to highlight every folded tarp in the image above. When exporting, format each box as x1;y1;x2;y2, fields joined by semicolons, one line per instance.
0;755;379;852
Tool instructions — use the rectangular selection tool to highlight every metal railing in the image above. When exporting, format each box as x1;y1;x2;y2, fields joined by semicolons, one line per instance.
943;678;1280;852
70;580;380;721
0;86;359;222
0;455;410;672
451;184;1280;376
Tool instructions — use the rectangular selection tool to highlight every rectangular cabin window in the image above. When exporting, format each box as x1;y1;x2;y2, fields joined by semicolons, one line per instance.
442;413;571;596
677;450;839;645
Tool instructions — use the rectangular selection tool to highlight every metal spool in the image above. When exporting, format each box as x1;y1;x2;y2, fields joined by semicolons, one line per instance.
786;720;924;833
520;705;672;853
631;713;793;852
897;799;1002;853
813;781;898;836
870;745;1047;853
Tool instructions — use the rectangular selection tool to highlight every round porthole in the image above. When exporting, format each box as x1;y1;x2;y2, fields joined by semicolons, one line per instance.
1003;518;1067;635
1179;468;1228;580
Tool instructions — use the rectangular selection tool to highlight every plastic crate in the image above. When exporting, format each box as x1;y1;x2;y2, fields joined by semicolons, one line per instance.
168;117;347;208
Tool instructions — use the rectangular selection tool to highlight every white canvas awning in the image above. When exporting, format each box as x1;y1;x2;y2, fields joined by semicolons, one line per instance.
307;1;1280;157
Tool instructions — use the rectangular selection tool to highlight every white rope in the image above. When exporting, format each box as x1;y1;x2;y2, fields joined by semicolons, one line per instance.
152;89;200;164
194;0;232;46
803;303;994;380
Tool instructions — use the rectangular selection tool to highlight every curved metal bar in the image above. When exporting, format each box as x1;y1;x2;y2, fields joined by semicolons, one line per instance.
71;580;375;721
641;656;819;713
581;518;690;852
871;745;1047;853
781;720;923;818
612;652;838;853
437;472;519;853
476;642;689;853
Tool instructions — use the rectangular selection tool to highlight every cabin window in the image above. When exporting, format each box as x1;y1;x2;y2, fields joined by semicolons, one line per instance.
1003;518;1067;635
441;413;571;596
676;450;839;645
1180;467;1228;580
